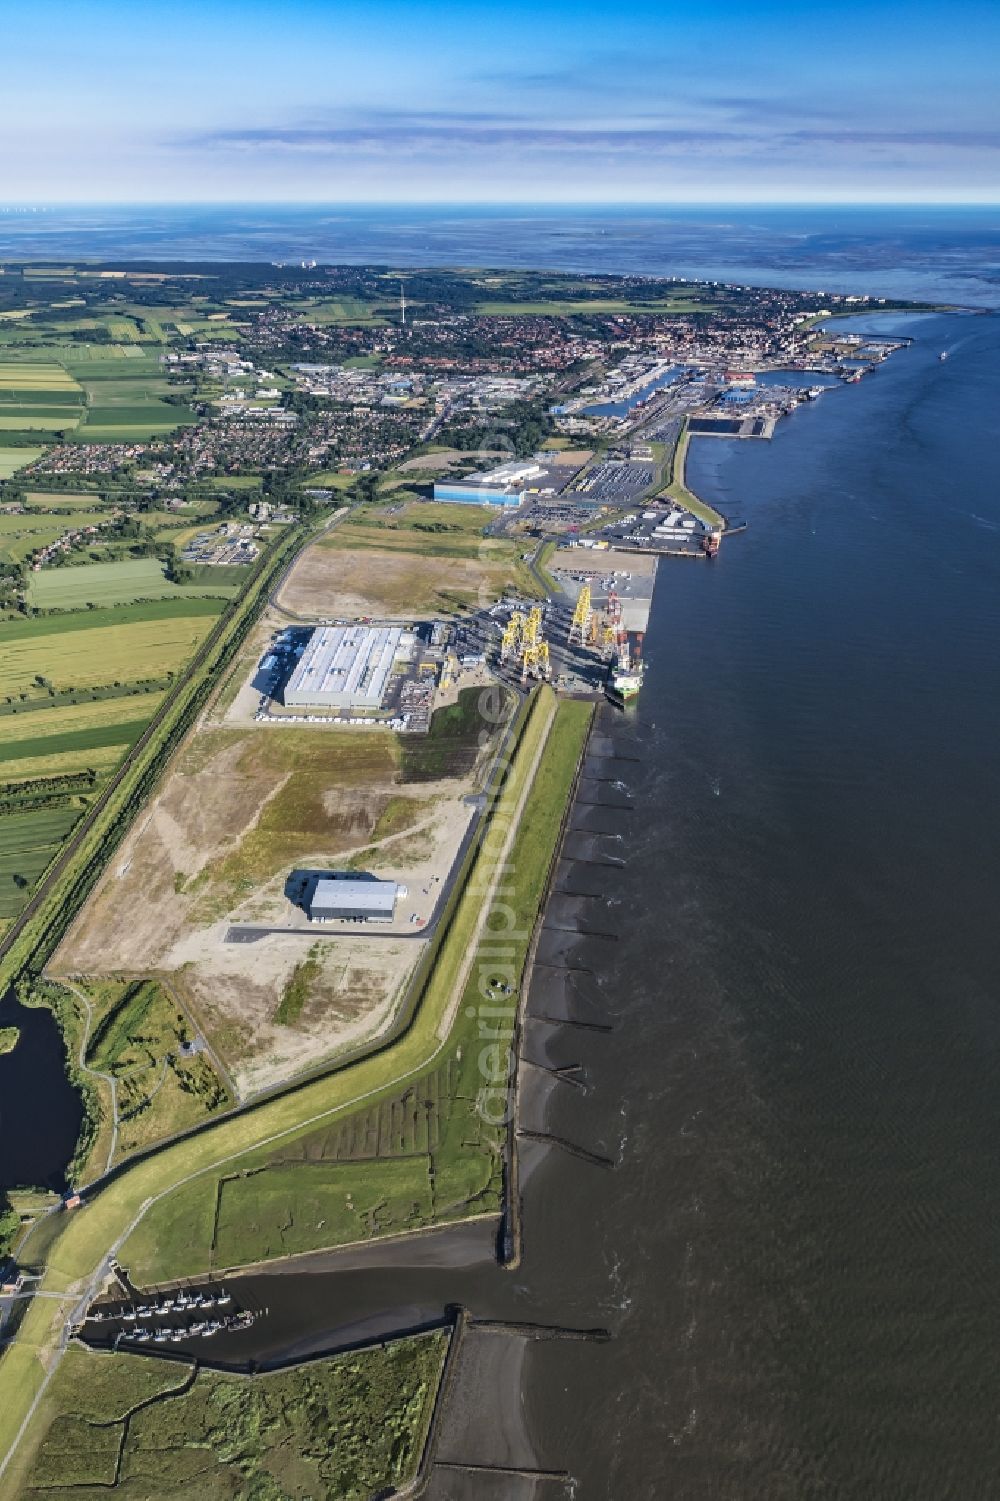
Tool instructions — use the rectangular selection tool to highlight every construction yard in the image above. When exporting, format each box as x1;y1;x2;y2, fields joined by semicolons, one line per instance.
276;499;541;619
53;693;510;1096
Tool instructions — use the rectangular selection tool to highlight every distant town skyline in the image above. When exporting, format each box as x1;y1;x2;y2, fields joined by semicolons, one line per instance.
4;0;998;203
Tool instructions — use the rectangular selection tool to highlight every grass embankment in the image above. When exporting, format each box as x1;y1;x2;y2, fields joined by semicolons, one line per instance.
1;1332;448;1500
664;421;727;530
0;1027;18;1056
534;540;558;593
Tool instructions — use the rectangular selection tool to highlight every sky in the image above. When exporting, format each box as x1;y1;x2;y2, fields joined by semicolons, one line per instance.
3;0;998;203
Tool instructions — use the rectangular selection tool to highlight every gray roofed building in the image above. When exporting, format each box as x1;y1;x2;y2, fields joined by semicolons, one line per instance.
283;624;406;710
308;877;400;922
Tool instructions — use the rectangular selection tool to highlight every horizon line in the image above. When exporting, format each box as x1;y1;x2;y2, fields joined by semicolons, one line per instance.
1;199;999;210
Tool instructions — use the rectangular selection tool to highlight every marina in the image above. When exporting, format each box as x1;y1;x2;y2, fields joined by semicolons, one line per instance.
78;1267;265;1353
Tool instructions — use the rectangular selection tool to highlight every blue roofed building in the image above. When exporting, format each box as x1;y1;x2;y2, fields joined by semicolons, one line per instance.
433;459;543;509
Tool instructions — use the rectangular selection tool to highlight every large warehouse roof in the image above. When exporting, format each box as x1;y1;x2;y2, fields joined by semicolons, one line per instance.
284;625;403;708
311;877;397;915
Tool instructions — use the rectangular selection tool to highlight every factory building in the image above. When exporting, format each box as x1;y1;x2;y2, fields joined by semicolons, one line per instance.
308;876;402;923
433;483;526;507
433;459;541;509
284;625;407;710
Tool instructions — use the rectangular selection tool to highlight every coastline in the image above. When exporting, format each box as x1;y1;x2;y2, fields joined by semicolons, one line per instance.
1;264;988;1499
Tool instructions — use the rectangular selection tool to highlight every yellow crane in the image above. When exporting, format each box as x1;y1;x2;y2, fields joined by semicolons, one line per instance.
521;637;551;683
568;584;592;646
501;612;525;661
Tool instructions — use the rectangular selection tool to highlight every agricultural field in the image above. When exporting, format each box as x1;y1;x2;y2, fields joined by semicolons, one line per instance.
0;512;109;566
278;499;541;617
0;806;83;919
4;1333;448;1500
0;414;81;433
25;558;237;611
0;362;81;394
0;609;220;697
207;474;262;490
0;700;155;917
0;599;226;918
73;372;196;443
0;350;193;441
291;295;392;325
0;448;44;479
59;353;165;381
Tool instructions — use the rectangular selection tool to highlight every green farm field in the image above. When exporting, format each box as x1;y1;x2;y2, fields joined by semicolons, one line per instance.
0;597;223;644
0;738;141;785
0;698;164;761
293;295;391;325
206;474;261;490
0;519;114;567
0;363;80;393
25;559;234;610
0;613;218;696
60;353;165;380
0;808;83;919
0;512;106;539
78;414;195;442
0;449;44;479
0;414;80;432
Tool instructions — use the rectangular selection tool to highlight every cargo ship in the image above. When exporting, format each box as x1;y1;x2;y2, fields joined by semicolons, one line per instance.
606;625;645;706
606;663;644;705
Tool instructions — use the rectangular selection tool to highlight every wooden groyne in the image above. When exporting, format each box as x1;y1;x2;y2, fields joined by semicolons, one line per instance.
516;1129;614;1169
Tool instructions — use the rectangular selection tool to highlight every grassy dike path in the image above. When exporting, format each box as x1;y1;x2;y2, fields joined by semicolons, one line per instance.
0;686;594;1490
665;419;727;530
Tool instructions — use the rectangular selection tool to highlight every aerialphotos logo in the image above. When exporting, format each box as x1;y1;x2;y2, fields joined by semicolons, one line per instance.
472;434;526;1127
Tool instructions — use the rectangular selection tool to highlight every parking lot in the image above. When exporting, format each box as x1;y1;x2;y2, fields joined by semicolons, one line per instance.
568;459;655;503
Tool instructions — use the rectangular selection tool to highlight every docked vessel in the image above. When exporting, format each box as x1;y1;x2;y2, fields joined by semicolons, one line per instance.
606;664;644;705
606;616;645;706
